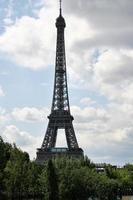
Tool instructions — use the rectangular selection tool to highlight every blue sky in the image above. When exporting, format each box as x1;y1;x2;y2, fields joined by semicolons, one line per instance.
0;0;133;165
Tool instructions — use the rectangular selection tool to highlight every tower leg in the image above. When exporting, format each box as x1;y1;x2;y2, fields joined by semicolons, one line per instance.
41;124;57;149
65;125;79;149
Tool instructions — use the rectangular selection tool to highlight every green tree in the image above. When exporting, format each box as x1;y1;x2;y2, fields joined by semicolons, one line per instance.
44;159;59;200
0;137;12;170
27;161;43;198
4;145;30;199
0;137;12;198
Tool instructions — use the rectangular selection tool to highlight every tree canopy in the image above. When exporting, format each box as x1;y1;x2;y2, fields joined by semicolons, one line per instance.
0;136;133;200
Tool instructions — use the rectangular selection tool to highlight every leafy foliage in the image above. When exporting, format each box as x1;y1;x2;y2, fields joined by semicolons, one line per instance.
0;137;133;199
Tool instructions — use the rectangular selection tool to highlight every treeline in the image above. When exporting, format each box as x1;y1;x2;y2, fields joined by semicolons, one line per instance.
1;136;133;200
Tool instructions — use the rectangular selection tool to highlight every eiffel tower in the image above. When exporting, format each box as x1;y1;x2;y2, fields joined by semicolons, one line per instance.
36;0;83;163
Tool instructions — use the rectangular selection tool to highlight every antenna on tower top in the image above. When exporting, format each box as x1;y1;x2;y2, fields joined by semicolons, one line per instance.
59;0;62;15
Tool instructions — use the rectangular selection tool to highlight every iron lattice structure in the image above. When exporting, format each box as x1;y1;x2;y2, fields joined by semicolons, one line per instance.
36;1;83;163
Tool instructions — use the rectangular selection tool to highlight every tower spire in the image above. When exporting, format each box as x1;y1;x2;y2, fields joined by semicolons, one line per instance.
59;0;62;15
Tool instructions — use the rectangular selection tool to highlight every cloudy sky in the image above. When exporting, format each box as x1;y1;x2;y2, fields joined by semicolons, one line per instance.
0;0;133;165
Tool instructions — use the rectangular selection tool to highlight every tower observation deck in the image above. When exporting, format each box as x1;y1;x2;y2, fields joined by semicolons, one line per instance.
36;0;84;164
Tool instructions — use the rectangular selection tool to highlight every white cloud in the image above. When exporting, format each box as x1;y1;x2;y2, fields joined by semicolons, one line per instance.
2;125;41;159
0;85;5;97
0;115;7;124
0;8;56;70
0;0;94;72
3;0;14;26
93;49;133;103
1;102;133;164
71;105;109;123
76;127;133;164
69;101;133;164
95;49;133;84
63;0;133;91
0;108;9;126
12;107;49;122
80;97;96;106
65;0;133;49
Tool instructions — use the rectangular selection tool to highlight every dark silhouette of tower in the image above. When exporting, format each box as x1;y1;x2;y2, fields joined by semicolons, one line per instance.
36;0;83;163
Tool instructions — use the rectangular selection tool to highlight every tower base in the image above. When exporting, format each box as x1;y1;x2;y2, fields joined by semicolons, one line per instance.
36;148;84;164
